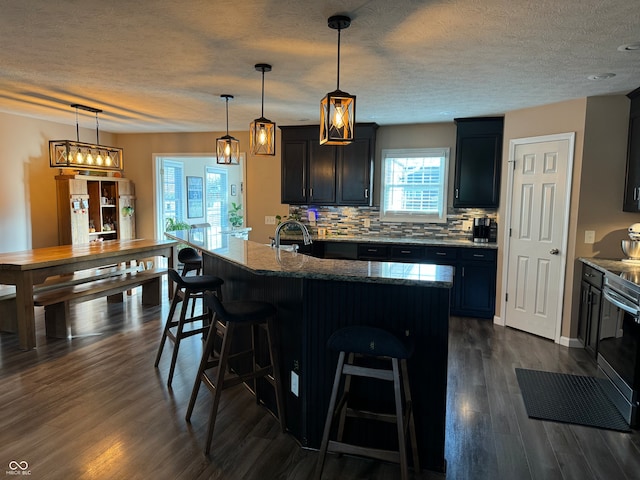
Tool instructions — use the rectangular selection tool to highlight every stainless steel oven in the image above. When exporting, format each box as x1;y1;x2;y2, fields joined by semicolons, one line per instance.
598;271;640;427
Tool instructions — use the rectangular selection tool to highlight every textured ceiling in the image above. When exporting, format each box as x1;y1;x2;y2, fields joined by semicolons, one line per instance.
0;0;638;134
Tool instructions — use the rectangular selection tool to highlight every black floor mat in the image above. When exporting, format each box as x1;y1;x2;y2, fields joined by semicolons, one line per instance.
515;368;631;432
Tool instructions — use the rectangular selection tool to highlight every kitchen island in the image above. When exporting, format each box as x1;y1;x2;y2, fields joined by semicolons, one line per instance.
167;229;454;473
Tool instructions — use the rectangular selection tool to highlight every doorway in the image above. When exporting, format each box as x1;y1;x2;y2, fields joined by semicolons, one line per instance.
501;133;575;341
153;155;245;239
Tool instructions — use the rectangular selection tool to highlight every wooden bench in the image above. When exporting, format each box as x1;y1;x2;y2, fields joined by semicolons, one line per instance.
0;264;167;339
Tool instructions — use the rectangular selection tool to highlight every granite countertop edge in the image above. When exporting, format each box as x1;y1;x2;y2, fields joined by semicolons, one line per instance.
166;231;454;288
579;257;640;274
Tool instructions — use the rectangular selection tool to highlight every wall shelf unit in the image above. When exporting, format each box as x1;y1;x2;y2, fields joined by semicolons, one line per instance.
56;175;136;245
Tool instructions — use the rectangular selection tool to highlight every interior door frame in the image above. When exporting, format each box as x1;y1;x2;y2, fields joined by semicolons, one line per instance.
499;132;575;343
152;153;247;240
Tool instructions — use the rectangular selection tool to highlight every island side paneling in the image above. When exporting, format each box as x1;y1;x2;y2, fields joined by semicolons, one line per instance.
203;253;449;473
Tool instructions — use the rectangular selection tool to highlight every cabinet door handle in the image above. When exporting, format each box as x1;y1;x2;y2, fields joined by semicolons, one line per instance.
400;250;411;254
367;248;378;252
302;188;306;197
462;266;465;277
309;187;313;198
364;188;369;199
436;252;447;256
473;254;485;258
455;188;459;199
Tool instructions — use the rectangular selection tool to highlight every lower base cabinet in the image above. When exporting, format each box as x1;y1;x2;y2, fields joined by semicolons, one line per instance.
455;249;497;318
314;241;497;319
578;264;603;358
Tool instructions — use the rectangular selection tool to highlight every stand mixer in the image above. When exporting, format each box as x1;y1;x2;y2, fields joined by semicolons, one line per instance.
622;223;640;262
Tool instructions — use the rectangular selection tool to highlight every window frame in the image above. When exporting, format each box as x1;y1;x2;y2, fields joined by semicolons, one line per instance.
379;147;450;224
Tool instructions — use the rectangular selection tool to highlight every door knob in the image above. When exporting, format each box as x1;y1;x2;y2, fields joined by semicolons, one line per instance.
550;248;559;255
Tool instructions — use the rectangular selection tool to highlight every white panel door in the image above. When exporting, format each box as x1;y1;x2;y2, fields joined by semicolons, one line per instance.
505;136;573;340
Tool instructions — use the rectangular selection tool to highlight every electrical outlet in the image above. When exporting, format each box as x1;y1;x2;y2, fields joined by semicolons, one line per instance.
363;218;371;228
291;371;299;397
308;210;317;226
265;216;276;225
584;230;596;244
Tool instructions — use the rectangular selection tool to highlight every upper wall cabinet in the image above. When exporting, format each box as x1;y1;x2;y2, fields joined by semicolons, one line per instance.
623;86;640;212
280;123;377;206
453;117;504;208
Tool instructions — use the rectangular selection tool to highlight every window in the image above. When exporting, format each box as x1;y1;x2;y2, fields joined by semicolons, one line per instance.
380;148;449;223
205;166;228;228
163;160;184;225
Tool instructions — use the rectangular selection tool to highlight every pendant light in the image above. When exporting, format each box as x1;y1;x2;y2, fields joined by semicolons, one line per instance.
216;94;240;165
320;15;356;145
250;63;276;156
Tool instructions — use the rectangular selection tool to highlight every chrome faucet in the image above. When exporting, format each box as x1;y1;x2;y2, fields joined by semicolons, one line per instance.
274;220;313;249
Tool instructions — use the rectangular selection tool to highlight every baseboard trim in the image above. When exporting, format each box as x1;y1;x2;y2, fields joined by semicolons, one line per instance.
559;336;584;348
493;314;504;326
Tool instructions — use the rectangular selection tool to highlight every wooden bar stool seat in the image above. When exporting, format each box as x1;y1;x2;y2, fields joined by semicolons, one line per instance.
314;325;420;480
185;291;286;454
154;268;223;388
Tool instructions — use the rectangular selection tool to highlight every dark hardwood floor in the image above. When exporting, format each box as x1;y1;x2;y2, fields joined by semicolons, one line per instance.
2;286;640;479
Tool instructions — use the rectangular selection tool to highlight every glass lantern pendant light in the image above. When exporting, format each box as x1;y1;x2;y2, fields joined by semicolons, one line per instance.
250;63;276;156
320;15;356;145
216;94;240;165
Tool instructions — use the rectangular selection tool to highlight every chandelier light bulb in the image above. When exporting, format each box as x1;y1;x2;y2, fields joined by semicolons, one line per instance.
76;150;84;164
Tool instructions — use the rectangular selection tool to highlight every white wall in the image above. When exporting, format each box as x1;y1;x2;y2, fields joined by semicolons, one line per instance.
0;111;114;251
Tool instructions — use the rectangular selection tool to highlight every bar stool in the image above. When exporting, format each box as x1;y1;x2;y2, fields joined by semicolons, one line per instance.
185;291;286;454
314;326;420;480
178;247;202;276
154;268;223;388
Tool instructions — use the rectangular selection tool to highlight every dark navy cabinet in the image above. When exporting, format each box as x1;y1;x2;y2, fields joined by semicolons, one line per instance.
453;117;503;208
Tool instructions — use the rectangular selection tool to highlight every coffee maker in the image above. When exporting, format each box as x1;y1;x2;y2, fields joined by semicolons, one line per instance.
473;217;491;243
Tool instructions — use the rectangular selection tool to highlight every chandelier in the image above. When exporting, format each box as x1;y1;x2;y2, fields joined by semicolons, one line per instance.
49;104;123;172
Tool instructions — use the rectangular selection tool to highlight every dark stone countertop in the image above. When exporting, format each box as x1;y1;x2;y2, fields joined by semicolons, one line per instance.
166;229;454;288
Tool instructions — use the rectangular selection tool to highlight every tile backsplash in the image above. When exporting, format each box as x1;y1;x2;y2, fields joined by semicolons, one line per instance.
286;205;497;241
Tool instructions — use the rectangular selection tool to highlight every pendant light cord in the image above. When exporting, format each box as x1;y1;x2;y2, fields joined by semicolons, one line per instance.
261;69;265;117
95;112;100;145
336;27;341;91
75;106;80;142
225;97;230;136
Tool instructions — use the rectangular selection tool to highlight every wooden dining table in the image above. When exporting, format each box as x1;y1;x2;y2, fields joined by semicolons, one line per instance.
0;238;176;350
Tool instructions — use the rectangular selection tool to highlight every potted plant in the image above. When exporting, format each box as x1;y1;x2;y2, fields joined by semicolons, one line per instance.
229;202;243;228
165;217;191;231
